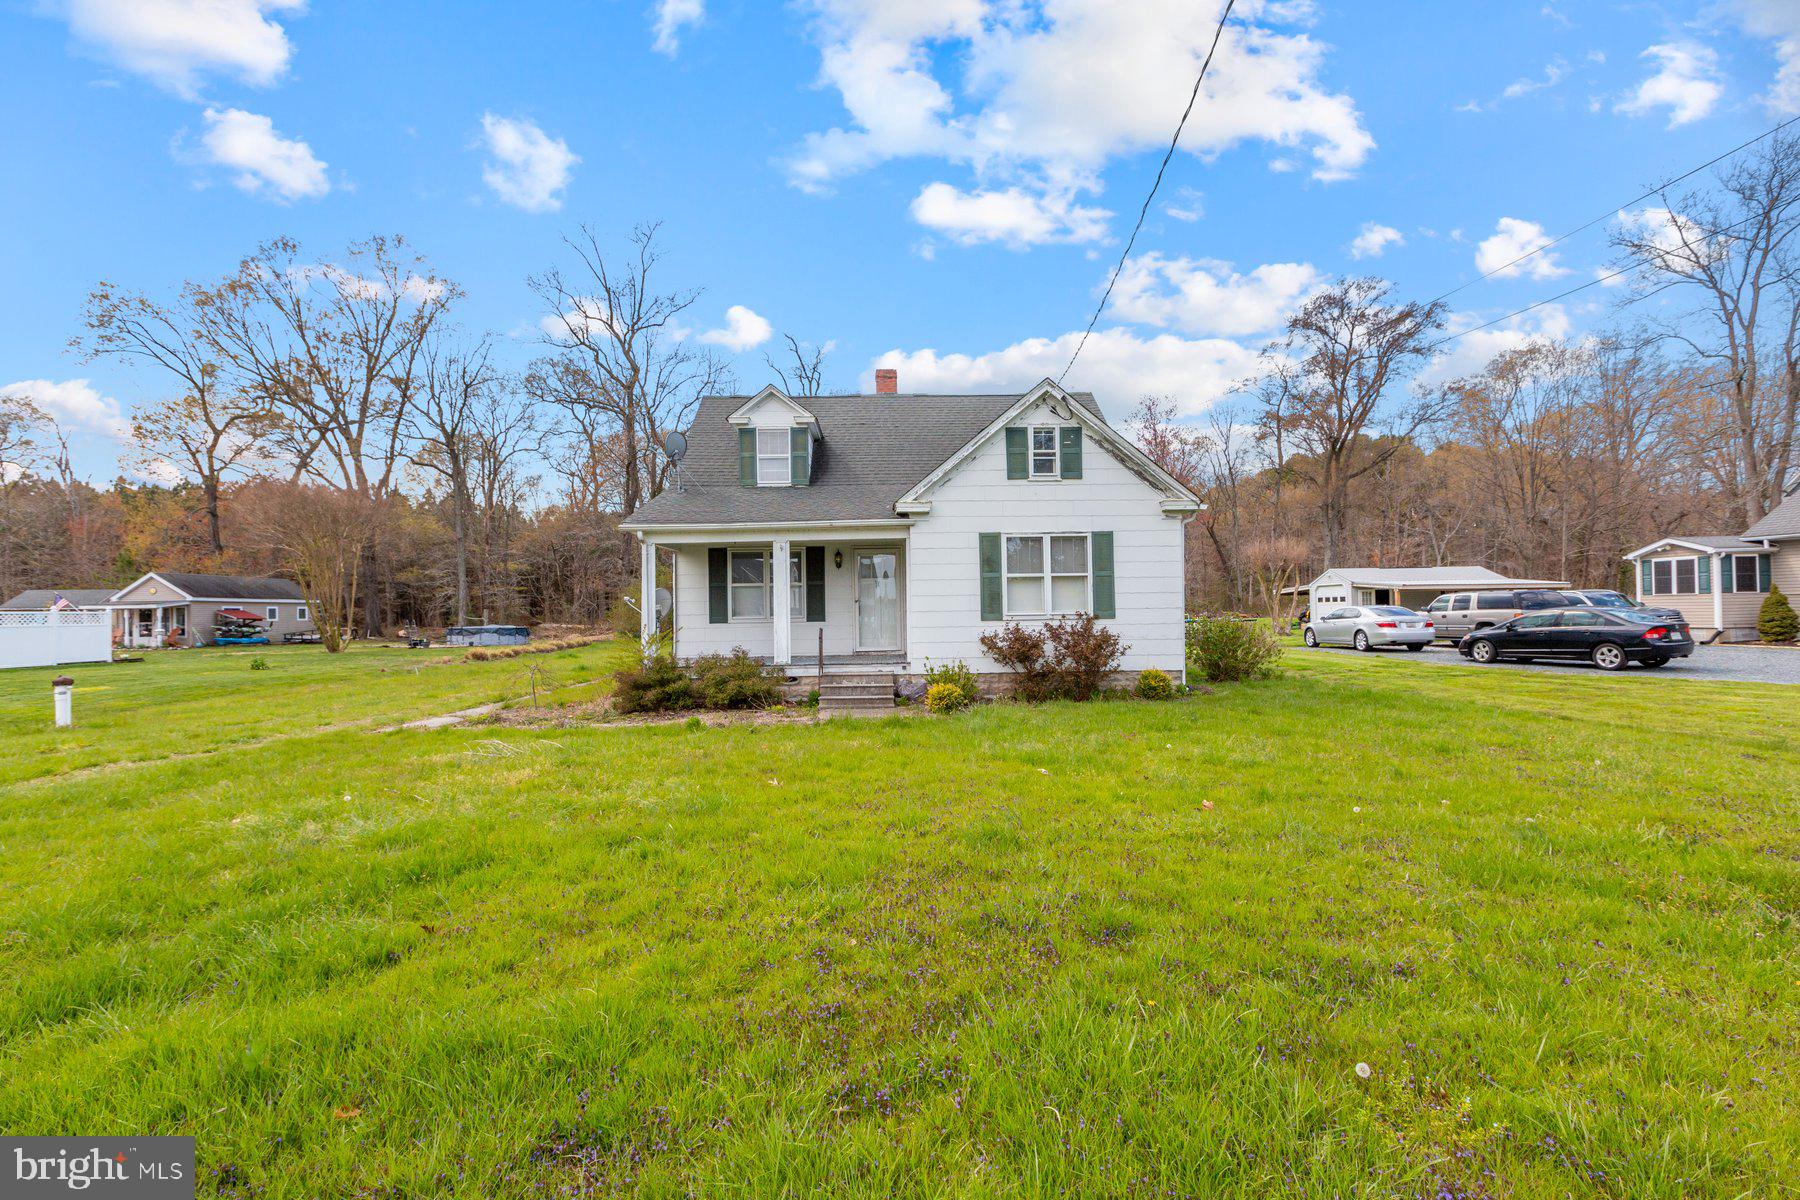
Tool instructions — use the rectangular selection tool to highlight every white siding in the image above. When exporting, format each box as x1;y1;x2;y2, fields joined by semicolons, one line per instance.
669;542;905;661
905;400;1187;675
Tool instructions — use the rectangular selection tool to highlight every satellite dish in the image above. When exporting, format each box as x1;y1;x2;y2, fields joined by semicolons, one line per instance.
655;587;673;621
662;431;687;462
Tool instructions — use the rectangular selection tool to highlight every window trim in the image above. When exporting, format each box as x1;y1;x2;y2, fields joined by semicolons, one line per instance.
727;550;771;621
1002;532;1091;618
1028;426;1060;479
1649;555;1698;596
297;605;309;621
725;549;817;621
266;605;280;622
1730;553;1763;593
755;427;792;487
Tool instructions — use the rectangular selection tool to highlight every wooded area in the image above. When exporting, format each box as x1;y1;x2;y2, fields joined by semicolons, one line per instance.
1;136;1794;625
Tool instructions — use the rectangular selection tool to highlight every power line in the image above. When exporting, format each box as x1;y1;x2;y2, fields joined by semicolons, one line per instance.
1060;0;1236;384
1426;112;1800;307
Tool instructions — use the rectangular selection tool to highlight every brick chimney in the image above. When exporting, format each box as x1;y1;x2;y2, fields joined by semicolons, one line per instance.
874;368;898;395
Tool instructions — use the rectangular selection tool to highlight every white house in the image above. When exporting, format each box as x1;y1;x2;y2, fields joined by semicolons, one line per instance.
98;572;315;648
620;376;1201;700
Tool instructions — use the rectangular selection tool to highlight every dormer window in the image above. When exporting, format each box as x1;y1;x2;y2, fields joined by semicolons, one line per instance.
756;428;791;486
1030;427;1059;477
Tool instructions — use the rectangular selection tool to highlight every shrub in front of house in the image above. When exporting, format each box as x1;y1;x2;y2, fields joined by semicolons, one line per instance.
1759;584;1798;642
692;649;785;709
613;655;697;713
979;614;1126;702
1186;616;1282;683
1135;667;1174;699
921;659;980;707
924;682;969;714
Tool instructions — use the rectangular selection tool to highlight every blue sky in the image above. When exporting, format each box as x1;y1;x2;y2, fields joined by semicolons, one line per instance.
4;0;1797;483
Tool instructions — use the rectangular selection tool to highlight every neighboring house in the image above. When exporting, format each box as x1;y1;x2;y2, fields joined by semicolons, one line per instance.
0;589;115;612
1624;485;1800;641
97;572;315;647
619;375;1202;683
1294;566;1570;623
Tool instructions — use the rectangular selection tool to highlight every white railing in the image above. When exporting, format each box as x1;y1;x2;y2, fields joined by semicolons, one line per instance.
0;609;113;669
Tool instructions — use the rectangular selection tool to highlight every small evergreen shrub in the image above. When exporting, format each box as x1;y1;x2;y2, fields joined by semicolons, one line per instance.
691;649;784;709
1135;668;1174;699
1759;584;1798;642
978;614;1126;701
924;682;969;713
921;659;980;707
612;655;696;713
1186;616;1282;683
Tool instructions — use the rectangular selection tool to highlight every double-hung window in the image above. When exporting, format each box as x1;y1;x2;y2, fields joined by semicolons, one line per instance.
729;551;768;618
756;428;791;486
1029;427;1058;478
1003;534;1089;616
266;606;280;621
1733;554;1761;592
789;554;806;619
1651;558;1696;595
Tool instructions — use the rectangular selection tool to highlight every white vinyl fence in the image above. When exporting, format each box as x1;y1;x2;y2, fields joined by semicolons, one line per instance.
0;610;112;670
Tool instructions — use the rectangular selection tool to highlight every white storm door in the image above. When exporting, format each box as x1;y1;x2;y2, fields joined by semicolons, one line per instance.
855;552;899;650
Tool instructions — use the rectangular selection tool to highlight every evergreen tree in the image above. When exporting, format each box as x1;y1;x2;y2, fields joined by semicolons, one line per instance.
1758;584;1798;642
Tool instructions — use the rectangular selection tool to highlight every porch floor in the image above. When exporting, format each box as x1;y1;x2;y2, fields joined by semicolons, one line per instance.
757;652;907;675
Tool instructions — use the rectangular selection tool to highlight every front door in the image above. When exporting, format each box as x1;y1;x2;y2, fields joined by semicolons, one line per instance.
855;551;899;650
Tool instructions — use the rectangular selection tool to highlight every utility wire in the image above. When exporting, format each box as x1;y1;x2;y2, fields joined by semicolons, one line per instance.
1060;0;1236;384
1426;112;1800;307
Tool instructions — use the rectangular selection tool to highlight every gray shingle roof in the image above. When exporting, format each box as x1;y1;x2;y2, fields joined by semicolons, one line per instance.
1741;487;1800;541
1;588;115;610
622;390;1104;528
1678;535;1764;551
149;573;305;600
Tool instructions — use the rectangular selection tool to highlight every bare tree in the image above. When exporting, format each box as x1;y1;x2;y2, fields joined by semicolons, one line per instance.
1612;130;1800;522
1256;279;1447;566
766;334;829;396
408;339;499;625
528;223;728;516
0;391;46;481
276;486;375;653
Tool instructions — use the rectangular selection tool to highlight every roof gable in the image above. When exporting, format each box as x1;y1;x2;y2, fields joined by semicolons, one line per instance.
727;387;817;426
1742;487;1800;541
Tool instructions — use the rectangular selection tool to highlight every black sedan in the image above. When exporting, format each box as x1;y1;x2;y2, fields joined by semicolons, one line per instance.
1458;608;1695;671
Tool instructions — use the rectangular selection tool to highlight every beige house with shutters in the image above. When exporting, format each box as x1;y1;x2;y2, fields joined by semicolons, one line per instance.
620;375;1202;688
1625;483;1800;641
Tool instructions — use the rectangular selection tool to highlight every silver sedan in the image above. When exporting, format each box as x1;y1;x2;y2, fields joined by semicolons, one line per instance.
1304;605;1436;652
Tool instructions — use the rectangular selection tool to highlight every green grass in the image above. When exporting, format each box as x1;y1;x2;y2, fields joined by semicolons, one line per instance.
1;642;1794;1198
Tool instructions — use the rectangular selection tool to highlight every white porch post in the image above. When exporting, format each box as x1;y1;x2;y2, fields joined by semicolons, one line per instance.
1711;552;1724;633
639;537;657;656
772;538;792;666
153;607;165;644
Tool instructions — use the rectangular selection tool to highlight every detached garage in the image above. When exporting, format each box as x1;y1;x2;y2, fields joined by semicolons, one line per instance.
1294;566;1570;623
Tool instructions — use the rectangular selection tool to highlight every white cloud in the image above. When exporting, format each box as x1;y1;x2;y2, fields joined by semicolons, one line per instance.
699;305;773;352
872;327;1263;419
1614;206;1717;275
1615;43;1723;127
1163;186;1204;222
192;106;328;201
54;0;304;98
1725;0;1800;113
1109;253;1320;337
1474;217;1567;280
1418;305;1573;386
786;0;1373;193
651;0;704;55
909;182;1110;248
1348;221;1403;259
1502;56;1570;100
0;379;131;440
477;113;578;213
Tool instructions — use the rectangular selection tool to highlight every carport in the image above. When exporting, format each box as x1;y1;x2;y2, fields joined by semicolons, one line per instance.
1290;566;1570;623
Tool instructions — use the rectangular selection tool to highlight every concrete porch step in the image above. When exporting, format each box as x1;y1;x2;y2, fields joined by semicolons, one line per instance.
818;680;893;695
818;671;896;712
820;695;897;713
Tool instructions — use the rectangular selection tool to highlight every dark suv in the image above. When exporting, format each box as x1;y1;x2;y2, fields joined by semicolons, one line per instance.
1558;589;1684;623
1423;589;1571;641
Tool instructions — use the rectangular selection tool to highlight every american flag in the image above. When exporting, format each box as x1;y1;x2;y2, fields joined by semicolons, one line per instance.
50;593;75;611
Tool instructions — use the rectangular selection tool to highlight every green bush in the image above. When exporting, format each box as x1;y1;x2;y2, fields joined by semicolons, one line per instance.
924;682;969;713
692;649;784;710
1759;584;1798;642
612;655;696;714
921;659;979;707
249;656;270;672
1135;668;1174;699
1185;616;1282;683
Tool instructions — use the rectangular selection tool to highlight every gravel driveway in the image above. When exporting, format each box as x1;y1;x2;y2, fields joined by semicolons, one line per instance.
1303;641;1800;684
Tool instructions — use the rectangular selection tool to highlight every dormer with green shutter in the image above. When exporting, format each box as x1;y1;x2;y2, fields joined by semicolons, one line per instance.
726;386;817;488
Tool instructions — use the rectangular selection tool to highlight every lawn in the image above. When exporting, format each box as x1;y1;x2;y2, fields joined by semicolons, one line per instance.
0;642;1794;1198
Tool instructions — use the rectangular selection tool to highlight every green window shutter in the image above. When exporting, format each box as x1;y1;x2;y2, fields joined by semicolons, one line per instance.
739;429;755;486
979;533;1003;620
1005;428;1027;480
1722;556;1735;593
1697;555;1711;593
805;546;826;622
1090;531;1115;618
790;427;810;486
1060;426;1083;479
1640;559;1653;594
1758;554;1772;592
708;548;728;623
